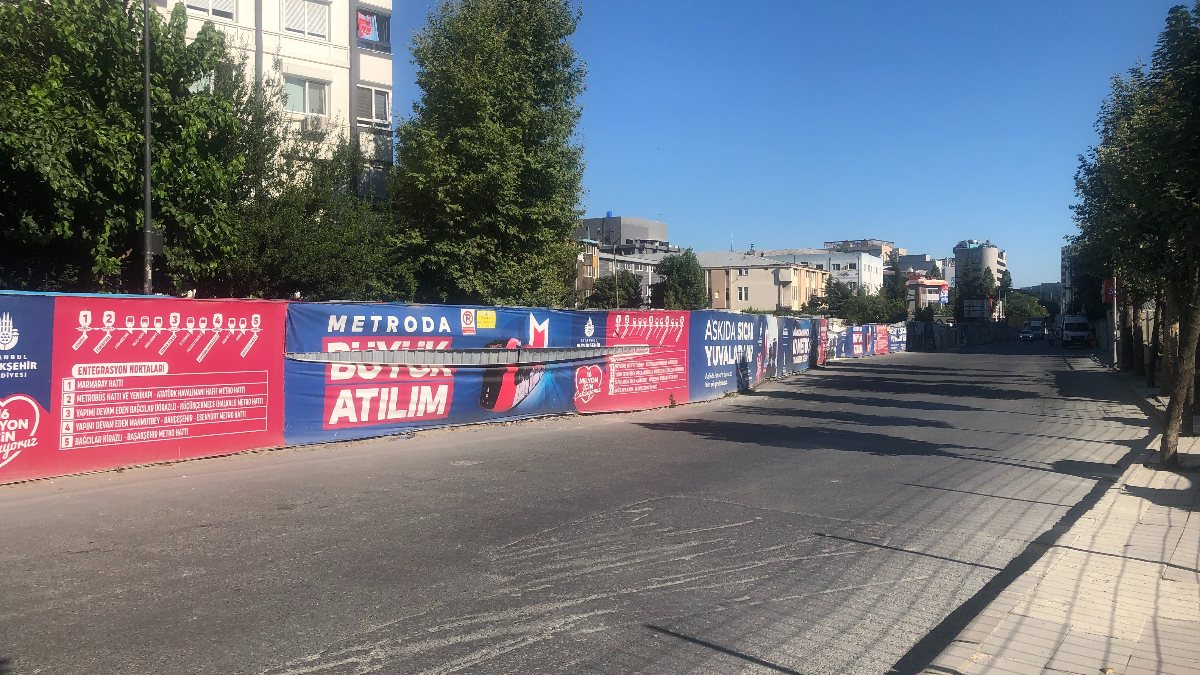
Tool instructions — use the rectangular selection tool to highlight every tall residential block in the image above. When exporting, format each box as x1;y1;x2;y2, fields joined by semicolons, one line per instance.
953;239;1007;282
157;0;394;194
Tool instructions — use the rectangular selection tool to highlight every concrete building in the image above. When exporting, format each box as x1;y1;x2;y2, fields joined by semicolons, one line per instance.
1019;282;1063;306
576;215;681;256
953;240;1007;283
575;240;599;307
756;248;884;293
895;253;954;283
905;273;950;316
696;252;828;312
824;239;905;260
158;0;394;194
594;251;668;306
1061;243;1079;312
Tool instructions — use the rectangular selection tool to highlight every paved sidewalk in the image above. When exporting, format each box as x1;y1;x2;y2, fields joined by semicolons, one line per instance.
923;429;1200;675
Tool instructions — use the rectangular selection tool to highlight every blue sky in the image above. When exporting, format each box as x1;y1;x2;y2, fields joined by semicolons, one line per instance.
391;1;1185;287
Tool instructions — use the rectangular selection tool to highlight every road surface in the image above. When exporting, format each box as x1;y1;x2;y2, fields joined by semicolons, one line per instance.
0;344;1152;674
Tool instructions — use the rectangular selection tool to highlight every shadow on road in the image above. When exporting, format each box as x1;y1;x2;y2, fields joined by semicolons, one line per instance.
642;625;804;674
637;418;1123;480
745;389;980;412
732;405;954;429
802;375;1041;400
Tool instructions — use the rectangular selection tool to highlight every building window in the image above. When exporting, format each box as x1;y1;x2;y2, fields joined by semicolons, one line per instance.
186;0;234;19
815;264;824;270
284;77;328;115
848;262;857;270
737;268;750;276
284;0;330;39
356;86;390;124
737;287;749;302
357;8;391;52
832;263;841;271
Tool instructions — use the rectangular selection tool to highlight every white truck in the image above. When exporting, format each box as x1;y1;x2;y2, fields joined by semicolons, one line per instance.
1059;314;1092;348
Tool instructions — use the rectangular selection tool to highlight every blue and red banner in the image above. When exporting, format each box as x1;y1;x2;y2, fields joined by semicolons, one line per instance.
0;293;907;484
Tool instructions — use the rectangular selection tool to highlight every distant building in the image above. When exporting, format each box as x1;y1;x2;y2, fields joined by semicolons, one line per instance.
695;252;828;312
594;251;669;306
575;240;599;307
756;248;884;293
954;239;1007;282
576;215;681;256
823;239;906;260
1061;243;1079;312
895;253;954;282
905;273;949;315
1019;282;1062;306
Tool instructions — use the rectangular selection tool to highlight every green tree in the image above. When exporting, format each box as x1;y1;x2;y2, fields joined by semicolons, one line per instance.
1005;291;1049;323
1072;2;1200;464
822;277;854;317
0;1;243;292
927;264;942;280
844;289;907;325
586;271;642;309
652;249;707;309
882;251;906;300
392;0;587;307
999;269;1013;296
221;142;411;301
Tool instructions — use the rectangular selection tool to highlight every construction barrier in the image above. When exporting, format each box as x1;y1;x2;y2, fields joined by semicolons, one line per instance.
0;292;905;483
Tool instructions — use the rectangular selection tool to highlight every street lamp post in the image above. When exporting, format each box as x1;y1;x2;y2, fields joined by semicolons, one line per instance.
142;0;154;295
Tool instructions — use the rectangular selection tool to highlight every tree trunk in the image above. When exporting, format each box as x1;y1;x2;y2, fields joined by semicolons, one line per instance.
1162;282;1200;467
1121;299;1136;370
1133;300;1146;376
1148;297;1162;388
1162;293;1179;396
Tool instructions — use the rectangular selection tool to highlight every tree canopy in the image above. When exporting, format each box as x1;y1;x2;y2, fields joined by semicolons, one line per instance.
652;250;708;309
586;271;642;309
392;0;587;307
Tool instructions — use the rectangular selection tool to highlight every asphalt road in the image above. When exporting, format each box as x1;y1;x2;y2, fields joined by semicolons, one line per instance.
0;343;1154;675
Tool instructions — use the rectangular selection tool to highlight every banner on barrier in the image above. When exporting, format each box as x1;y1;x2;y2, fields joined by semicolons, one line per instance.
0;294;286;483
573;310;689;413
284;303;600;444
688;311;766;399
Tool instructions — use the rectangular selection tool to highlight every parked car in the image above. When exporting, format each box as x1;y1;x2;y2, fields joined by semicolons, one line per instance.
1018;328;1036;341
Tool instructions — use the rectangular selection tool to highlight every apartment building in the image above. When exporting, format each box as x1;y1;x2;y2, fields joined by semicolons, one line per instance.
824;239;905;260
757;248;884;293
696;252;829;312
158;0;393;194
954;239;1007;282
575;214;681;256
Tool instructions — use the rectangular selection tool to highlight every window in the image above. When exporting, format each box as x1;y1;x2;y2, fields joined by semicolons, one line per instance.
187;0;234;19
357;8;391;52
284;77;328;115
848;262;857;270
832;263;841;271
737;287;749;302
737;268;750;276
815;264;824;270
284;0;330;39
356;86;390;124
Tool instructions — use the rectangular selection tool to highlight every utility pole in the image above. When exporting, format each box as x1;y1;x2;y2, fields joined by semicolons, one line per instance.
141;0;154;295
1112;271;1119;368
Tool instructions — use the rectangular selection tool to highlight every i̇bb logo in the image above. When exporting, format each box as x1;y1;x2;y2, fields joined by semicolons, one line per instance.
0;395;40;471
574;365;604;405
461;309;476;336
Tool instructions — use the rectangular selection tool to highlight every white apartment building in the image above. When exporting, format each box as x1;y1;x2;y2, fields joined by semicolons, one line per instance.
757;248;885;293
157;0;393;193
